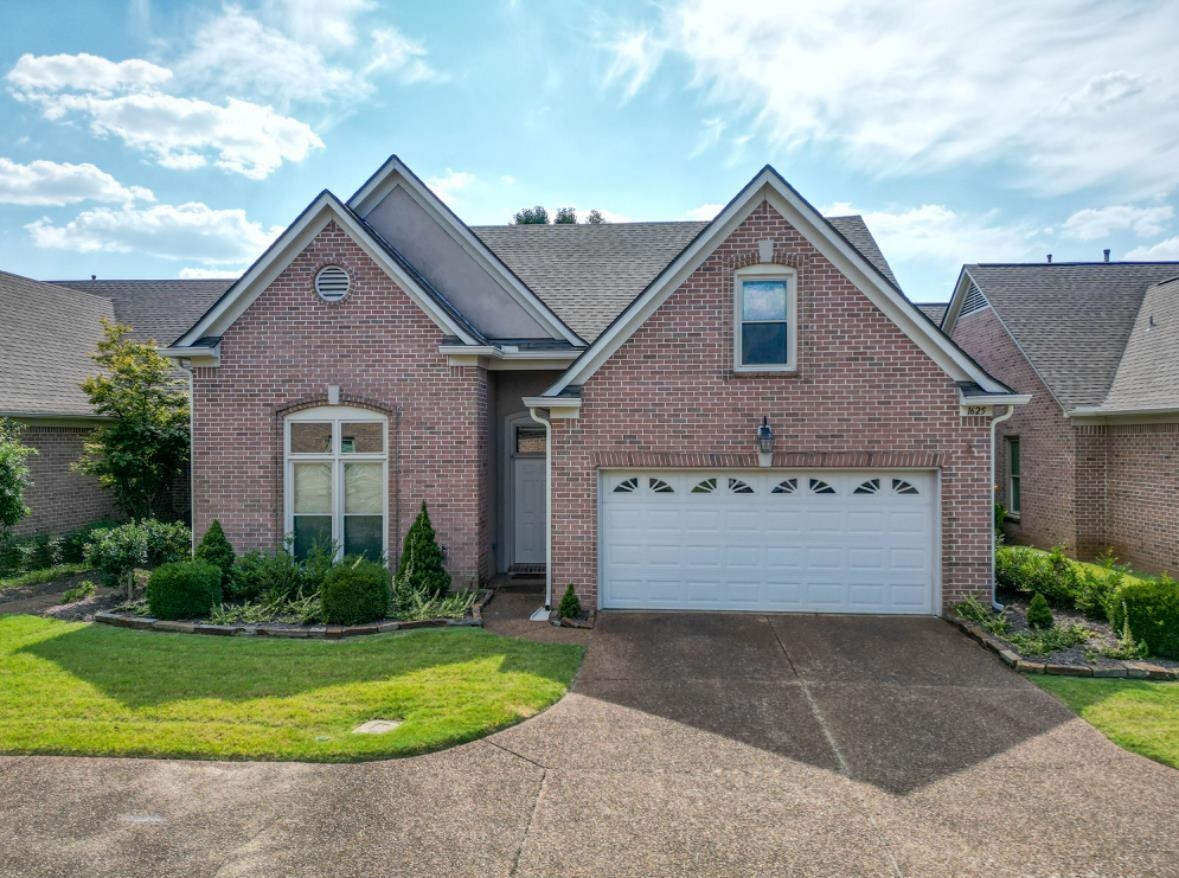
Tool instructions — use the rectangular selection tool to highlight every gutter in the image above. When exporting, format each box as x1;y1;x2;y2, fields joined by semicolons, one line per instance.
990;404;1017;610
527;405;554;621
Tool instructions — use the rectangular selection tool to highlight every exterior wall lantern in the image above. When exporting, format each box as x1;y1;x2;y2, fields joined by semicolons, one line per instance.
757;416;774;468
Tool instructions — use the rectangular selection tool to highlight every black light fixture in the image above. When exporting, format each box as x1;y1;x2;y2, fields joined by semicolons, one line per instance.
757;416;774;467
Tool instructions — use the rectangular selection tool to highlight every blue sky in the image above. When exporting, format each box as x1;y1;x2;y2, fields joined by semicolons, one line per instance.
2;0;1178;302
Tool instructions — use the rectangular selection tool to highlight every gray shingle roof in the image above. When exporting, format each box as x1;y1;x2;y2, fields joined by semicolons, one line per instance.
472;215;898;341
917;303;948;325
0;271;114;417
965;262;1179;410
54;279;232;346
1101;276;1179;412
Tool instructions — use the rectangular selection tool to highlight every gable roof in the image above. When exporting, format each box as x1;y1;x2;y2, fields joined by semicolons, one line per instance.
946;262;1179;411
54;278;231;346
1097;276;1179;414
917;303;948;325
472;216;898;342
0;271;113;418
538;165;1017;402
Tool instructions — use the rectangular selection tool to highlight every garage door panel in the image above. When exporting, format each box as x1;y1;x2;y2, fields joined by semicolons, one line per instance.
600;470;935;614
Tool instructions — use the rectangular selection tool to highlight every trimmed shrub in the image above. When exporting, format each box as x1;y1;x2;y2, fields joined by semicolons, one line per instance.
397;502;450;598
147;560;222;620
85;519;191;599
61;519;122;564
557;584;581;619
1111;576;1179;660
996;545;1149;621
195;520;235;587
142;519;191;567
1026;592;1053;630
321;558;391;625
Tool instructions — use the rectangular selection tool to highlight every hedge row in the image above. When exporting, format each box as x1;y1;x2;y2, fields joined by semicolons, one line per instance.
996;545;1179;659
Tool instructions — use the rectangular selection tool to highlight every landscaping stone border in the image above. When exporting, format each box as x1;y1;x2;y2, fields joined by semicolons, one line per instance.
94;589;493;639
948;616;1179;680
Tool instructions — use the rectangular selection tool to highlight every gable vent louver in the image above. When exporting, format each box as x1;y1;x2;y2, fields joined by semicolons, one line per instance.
314;265;351;303
961;280;988;316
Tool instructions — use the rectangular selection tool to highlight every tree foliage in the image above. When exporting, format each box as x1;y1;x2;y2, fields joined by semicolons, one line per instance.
397;501;451;597
584;210;605;225
554;207;577;224
0;419;36;532
512;205;550;224
74;319;190;519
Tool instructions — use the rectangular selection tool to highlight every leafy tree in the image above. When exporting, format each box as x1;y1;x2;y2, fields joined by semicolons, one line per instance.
74;319;190;519
512;205;550;224
554;207;577;224
85;518;190;600
396;501;451;597
195;520;235;587
0;418;36;533
584;210;605;225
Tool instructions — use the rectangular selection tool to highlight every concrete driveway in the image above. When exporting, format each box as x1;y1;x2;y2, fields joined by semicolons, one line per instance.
2;612;1177;877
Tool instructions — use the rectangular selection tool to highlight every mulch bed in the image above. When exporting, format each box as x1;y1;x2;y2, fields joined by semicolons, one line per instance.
0;572;122;621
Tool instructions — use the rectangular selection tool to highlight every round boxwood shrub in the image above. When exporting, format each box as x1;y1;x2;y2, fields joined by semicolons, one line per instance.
1111;576;1179;660
147;560;223;620
321;558;391;625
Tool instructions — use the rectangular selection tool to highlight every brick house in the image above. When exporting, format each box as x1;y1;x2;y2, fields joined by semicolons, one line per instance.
0;271;227;534
165;157;1026;615
945;262;1179;575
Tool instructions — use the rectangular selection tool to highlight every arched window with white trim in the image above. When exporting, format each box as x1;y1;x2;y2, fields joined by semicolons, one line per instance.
285;406;387;561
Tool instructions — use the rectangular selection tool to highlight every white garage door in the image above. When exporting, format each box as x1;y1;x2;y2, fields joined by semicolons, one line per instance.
600;470;937;614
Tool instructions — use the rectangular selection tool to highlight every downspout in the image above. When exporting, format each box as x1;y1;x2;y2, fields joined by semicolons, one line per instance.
528;406;553;620
180;360;196;554
990;404;1016;610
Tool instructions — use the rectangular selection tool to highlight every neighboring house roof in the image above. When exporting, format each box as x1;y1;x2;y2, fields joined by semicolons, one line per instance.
472;216;898;342
54;279;232;346
946;262;1179;411
917;303;948;325
1100;276;1179;413
0;270;113;418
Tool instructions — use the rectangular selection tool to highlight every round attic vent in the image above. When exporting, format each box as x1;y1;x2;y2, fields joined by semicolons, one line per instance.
314;265;350;302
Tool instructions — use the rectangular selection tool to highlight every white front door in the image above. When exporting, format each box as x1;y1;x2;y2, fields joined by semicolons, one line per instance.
513;456;546;564
600;470;937;614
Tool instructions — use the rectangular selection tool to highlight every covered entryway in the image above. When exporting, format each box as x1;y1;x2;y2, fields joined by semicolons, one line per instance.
599;470;937;614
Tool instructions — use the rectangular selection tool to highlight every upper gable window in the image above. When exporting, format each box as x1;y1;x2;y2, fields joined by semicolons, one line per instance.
734;265;797;372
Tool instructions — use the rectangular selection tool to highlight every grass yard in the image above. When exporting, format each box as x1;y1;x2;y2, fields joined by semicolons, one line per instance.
0;615;582;762
1033;676;1179;769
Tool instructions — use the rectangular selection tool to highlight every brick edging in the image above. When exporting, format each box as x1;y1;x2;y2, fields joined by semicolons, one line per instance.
94;589;493;639
945;615;1179;680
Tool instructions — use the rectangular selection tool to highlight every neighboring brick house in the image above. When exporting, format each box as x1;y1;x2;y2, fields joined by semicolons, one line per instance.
945;263;1179;575
166;157;1025;615
0;271;228;535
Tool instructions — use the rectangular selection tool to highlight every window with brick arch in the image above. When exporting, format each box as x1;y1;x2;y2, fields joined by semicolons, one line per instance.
285;406;387;562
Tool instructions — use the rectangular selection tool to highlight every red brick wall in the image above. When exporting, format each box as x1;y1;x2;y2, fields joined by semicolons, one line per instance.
550;200;994;612
1102;422;1179;575
952;306;1078;553
13;423;121;535
191;221;491;586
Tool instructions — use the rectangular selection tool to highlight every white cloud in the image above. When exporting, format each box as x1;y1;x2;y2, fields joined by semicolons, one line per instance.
684;203;723;221
0;157;154;206
1126;237;1179;260
1062;204;1173;240
689;116;725;158
179;266;242;279
6;52;171;98
26;202;283;265
425;169;477;205
500;175;518;185
599;0;1179;195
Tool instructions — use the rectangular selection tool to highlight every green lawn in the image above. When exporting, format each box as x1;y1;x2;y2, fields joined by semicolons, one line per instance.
0;615;582;762
1033;676;1179;769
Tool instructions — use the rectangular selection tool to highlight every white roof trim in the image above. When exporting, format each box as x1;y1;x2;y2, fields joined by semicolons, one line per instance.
544;166;1011;397
349;156;585;347
173;192;478;348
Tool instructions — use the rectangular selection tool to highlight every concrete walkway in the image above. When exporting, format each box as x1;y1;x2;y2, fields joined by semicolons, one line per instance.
1;612;1177;876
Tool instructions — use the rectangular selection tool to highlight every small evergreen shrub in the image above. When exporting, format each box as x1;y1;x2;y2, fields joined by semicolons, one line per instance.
320;557;391;625
1026;592;1053;630
194;520;235;587
147;560;222;620
557;584;582;619
397;502;450;598
1111;576;1179;660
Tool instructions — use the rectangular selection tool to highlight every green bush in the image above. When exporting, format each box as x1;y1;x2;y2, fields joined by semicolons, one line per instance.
397;501;450;598
61;580;97;603
557;584;582;619
85;519;191;599
1111;576;1179;660
230;542;332;602
147;560;222;620
195;520;235;587
61;519;122;564
996;545;1149;620
320;558;391;625
1026;592;1053;629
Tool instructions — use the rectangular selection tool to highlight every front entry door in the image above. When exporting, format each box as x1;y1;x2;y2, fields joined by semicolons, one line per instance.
512;456;546;565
